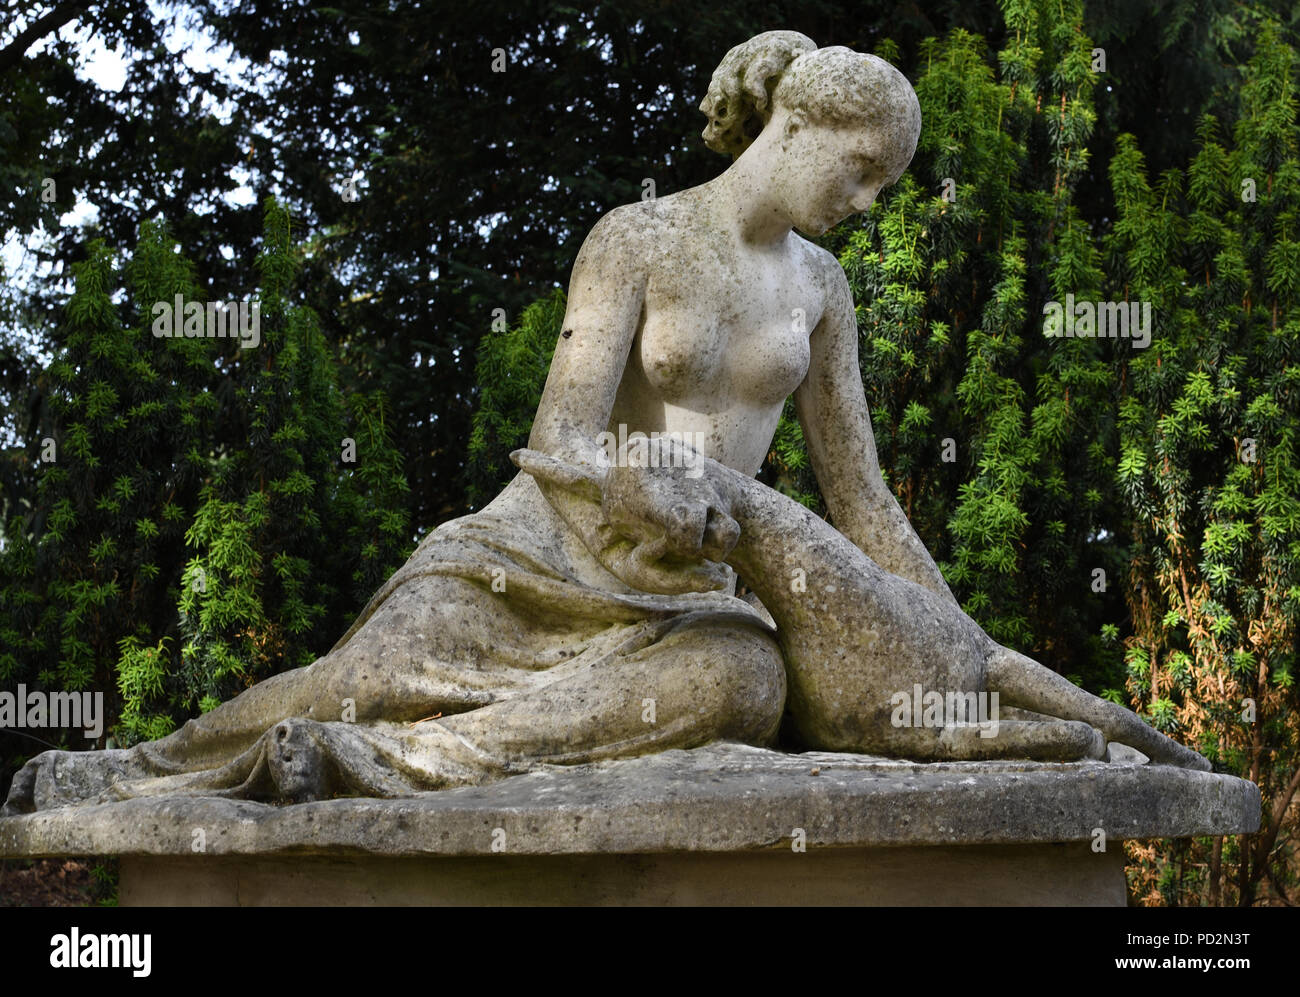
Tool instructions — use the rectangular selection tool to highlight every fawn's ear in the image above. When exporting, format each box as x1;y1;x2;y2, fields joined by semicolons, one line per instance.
510;448;605;504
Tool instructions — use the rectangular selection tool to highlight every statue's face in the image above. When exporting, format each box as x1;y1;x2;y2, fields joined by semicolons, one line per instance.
773;111;913;237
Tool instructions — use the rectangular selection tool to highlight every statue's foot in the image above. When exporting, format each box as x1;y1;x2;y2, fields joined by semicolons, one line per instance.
267;719;331;803
1;757;40;816
2;747;149;814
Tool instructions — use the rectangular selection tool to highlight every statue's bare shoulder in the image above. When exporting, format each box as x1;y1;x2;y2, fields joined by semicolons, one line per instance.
584;193;838;319
795;237;851;321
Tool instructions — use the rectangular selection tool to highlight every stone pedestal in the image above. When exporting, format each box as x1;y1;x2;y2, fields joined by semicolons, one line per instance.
0;743;1260;906
118;844;1126;905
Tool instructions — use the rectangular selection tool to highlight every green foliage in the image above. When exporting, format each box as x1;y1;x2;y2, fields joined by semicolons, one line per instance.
0;199;412;755
840;1;1120;669
90;857;119;907
767;401;821;511
465;289;567;507
1110;21;1300;906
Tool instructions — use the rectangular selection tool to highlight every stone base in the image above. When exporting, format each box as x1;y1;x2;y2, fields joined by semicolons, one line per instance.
120;842;1125;906
2;742;1260;907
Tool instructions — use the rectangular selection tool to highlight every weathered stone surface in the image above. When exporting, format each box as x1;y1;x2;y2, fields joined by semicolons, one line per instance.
0;743;1259;860
2;30;1219;817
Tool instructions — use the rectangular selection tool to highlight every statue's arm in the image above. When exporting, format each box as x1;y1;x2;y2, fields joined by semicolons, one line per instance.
526;205;647;564
793;256;961;609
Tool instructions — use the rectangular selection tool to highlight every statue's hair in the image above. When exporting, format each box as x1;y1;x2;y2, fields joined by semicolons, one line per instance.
700;30;921;162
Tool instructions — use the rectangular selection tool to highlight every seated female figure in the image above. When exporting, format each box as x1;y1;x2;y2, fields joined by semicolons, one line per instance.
3;31;1207;815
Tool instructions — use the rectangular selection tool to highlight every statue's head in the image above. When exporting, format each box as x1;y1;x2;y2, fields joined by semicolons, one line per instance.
700;31;921;235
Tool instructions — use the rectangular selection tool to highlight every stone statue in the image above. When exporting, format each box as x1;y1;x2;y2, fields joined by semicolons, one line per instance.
3;30;1208;816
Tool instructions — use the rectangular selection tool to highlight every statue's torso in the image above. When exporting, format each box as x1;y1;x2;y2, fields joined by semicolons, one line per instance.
607;194;832;478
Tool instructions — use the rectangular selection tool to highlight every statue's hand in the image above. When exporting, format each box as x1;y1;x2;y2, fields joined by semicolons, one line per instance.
598;454;740;594
511;441;741;595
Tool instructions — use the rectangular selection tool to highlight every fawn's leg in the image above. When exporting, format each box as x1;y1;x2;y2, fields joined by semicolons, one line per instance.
716;468;1209;769
986;647;1210;770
